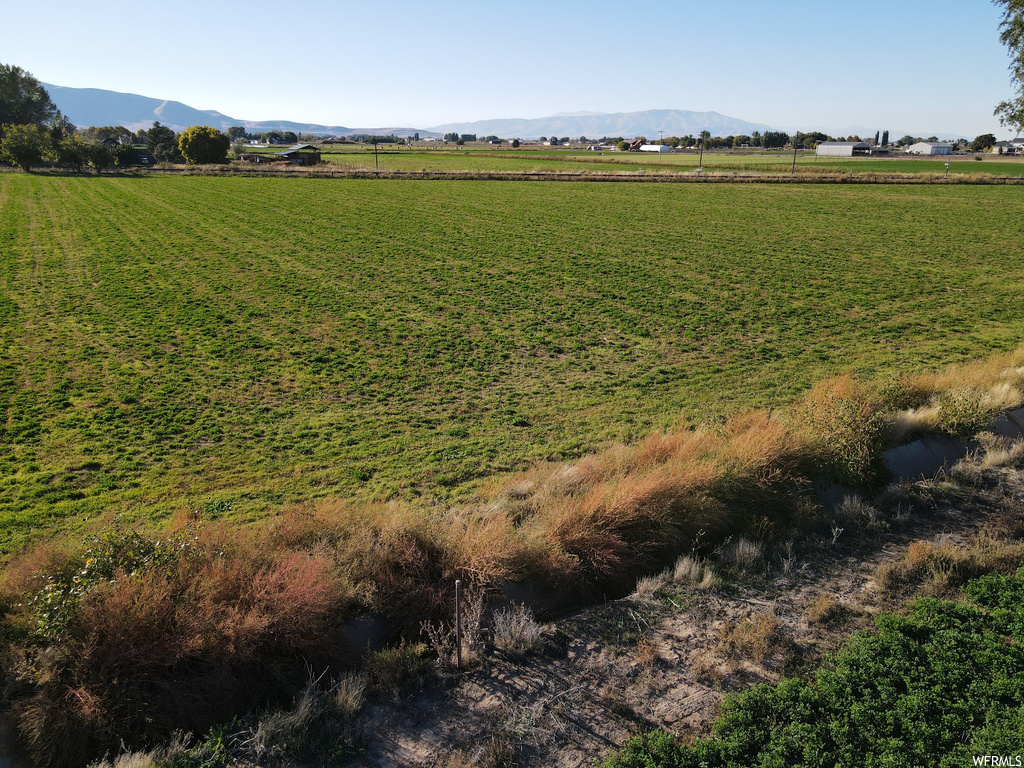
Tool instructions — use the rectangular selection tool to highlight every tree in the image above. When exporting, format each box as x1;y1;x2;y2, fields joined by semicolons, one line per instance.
761;130;789;149
51;134;87;171
970;133;997;151
0;64;59;134
85;141;114;172
147;121;180;162
511;138;520;148
178;125;230;164
227;126;246;140
0;123;50;170
881;130;889;147
995;0;1024;132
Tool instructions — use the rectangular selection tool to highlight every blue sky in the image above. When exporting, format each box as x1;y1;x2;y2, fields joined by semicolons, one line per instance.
9;0;1017;138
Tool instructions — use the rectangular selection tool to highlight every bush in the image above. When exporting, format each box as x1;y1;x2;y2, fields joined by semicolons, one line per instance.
600;568;1024;767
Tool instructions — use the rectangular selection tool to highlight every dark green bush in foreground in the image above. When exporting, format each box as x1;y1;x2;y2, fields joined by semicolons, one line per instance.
601;569;1024;768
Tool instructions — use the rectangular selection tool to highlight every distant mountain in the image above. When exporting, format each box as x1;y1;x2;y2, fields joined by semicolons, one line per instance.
42;83;356;135
429;109;774;140
42;83;777;140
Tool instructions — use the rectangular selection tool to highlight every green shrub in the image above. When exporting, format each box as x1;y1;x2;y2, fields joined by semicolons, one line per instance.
599;568;1024;767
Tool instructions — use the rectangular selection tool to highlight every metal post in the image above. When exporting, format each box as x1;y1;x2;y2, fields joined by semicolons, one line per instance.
792;133;798;174
374;140;379;171
455;579;463;669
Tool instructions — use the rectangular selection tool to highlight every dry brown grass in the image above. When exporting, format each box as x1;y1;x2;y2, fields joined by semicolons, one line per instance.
718;611;790;665
874;535;1024;598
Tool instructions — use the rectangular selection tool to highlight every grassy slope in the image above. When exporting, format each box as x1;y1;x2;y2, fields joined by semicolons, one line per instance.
1;175;1023;551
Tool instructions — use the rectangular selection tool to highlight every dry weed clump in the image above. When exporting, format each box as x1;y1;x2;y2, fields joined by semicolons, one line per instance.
492;604;545;655
888;352;1024;440
793;375;890;486
717;611;790;665
874;535;1024;598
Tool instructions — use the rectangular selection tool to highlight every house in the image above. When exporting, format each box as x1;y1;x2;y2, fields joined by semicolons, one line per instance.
815;141;871;157
639;144;670;153
992;138;1024;155
906;141;953;155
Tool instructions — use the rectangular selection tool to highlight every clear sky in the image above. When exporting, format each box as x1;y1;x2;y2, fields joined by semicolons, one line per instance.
7;0;1017;138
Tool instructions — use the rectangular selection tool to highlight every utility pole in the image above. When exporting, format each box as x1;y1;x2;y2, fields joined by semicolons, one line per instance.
792;132;799;174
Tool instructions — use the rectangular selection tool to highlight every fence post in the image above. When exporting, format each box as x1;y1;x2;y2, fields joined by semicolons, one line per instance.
455;579;463;670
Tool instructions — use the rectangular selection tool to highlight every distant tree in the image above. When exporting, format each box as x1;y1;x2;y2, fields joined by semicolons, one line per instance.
579;135;588;143
559;136;570;144
111;143;138;167
616;140;630;151
147;121;181;162
761;130;789;149
881;129;889;146
970;133;997;151
926;136;938;142
0;122;50;170
230;138;246;158
732;135;751;147
413;132;420;141
178;125;230;164
85;126;133;145
51;134;87;171
511;138;520;148
897;134;916;146
227;126;246;140
444;132;459;142
874;130;880;146
538;136;547;142
85;141;114;172
994;0;1024;132
281;131;298;144
803;131;829;147
0;64;59;135
48;113;76;144
460;133;476;143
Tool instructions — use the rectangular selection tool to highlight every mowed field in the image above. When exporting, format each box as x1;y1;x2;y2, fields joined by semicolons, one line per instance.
1;174;1023;552
318;145;1024;177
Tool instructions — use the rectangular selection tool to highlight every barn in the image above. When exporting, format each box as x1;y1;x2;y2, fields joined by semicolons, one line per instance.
907;141;953;155
275;144;322;165
815;141;871;157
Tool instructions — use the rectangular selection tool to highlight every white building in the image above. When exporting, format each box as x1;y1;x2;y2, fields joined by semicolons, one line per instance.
639;144;671;153
907;141;953;155
815;141;870;157
992;138;1024;155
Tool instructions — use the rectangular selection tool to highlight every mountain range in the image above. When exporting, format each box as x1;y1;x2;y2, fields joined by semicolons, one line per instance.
42;83;777;140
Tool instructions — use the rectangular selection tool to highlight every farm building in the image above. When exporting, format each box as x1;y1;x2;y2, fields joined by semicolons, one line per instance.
992;138;1024;155
639;144;670;153
815;141;871;157
275;144;322;165
906;141;953;155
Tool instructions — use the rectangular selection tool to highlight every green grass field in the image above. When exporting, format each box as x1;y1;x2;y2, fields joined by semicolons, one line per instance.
313;145;1024;177
1;174;1023;551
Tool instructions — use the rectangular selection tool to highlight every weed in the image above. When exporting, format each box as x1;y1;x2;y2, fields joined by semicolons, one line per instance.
366;642;431;699
492;604;544;656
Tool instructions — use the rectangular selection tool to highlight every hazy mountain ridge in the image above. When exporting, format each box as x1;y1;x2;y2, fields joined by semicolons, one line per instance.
41;82;967;141
429;108;774;140
43;83;356;135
